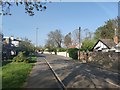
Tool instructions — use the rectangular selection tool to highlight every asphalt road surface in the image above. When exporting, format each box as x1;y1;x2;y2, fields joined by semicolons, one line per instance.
24;54;120;89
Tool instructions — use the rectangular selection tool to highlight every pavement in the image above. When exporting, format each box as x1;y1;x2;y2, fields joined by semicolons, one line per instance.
24;54;120;88
24;57;61;88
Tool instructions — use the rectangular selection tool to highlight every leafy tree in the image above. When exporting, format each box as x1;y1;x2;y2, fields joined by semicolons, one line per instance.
18;38;35;56
81;39;96;51
94;18;119;40
64;32;72;48
0;1;47;16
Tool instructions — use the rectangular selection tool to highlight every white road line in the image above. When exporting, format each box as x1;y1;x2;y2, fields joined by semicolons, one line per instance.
105;79;120;88
44;58;66;90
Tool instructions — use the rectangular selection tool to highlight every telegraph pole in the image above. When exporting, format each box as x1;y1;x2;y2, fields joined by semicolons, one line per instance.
78;27;81;61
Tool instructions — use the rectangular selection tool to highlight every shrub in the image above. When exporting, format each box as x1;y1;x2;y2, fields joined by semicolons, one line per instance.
12;52;28;63
57;48;67;52
81;39;96;51
68;48;78;59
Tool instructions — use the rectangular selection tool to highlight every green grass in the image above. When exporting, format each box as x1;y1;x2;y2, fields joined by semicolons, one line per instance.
2;62;33;88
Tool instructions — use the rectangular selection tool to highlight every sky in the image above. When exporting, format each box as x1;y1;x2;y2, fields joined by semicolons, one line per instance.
2;2;118;46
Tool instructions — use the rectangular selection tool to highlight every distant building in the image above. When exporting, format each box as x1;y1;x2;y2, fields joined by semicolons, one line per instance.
3;36;20;47
68;43;82;49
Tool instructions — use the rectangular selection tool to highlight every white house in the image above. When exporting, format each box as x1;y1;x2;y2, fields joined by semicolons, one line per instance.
3;36;21;56
92;39;115;52
92;29;119;52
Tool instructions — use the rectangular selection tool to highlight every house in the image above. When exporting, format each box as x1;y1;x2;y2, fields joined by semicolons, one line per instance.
92;29;119;52
92;39;116;52
3;36;20;47
2;36;21;60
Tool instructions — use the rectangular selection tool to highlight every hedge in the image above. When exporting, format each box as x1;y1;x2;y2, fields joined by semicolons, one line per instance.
68;48;78;59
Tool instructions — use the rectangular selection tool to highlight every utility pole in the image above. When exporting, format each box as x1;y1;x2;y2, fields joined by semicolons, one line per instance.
78;27;81;61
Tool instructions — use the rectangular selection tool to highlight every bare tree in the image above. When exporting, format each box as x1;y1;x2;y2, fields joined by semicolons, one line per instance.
71;29;79;45
64;32;72;48
46;29;63;48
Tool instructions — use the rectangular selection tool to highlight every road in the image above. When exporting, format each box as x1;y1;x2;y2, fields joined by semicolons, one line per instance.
24;54;120;89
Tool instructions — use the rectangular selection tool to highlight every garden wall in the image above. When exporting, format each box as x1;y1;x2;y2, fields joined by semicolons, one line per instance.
43;51;69;57
91;51;120;72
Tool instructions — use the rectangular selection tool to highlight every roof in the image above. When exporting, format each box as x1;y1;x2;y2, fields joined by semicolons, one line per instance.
100;39;115;48
69;45;77;48
92;39;115;51
68;43;82;49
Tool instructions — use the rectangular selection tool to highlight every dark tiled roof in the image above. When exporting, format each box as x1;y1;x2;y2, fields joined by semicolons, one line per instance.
100;39;115;48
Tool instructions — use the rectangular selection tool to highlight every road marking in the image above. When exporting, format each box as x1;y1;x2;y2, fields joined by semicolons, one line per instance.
44;58;67;90
106;79;120;88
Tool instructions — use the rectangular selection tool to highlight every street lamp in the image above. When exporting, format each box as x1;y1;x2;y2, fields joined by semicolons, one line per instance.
36;28;38;47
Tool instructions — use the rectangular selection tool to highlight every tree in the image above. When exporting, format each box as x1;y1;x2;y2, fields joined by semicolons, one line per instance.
83;28;94;40
64;32;72;48
0;1;47;16
44;38;55;52
46;29;63;48
71;29;79;45
18;38;35;56
94;18;119;40
81;39;96;51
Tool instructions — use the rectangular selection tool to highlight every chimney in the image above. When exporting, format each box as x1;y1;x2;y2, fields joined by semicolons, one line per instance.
114;28;119;45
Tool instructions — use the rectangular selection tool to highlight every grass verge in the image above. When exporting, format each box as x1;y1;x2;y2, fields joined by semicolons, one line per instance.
2;56;36;88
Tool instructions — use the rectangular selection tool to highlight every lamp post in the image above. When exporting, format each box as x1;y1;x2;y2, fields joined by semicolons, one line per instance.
36;28;38;47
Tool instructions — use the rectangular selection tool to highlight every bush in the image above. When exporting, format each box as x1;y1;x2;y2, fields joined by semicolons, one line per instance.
81;39;96;51
12;52;28;63
57;48;67;52
68;48;78;59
